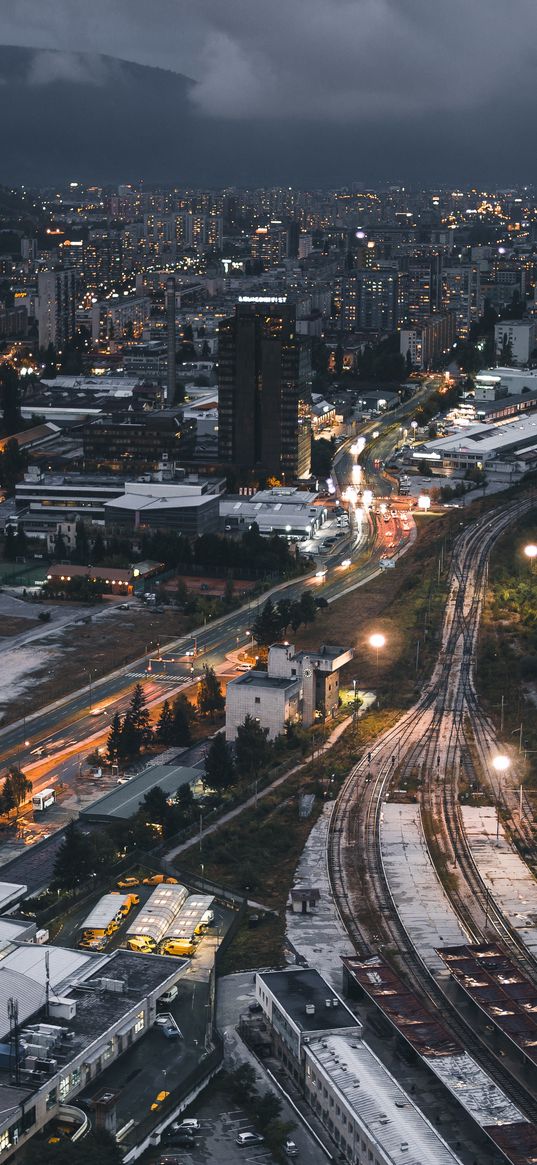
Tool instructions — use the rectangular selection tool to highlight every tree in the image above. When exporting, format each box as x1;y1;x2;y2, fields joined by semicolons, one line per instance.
255;1090;283;1130
53;821;94;890
223;575;234;605
74;519;89;564
499;333;513;366
197;666;225;718
54;529;68;560
107;712;122;763
204;733;235;791
140;785;169;828
276;598;292;636
0;775;16;818
252;598;282;647
299;591;317;626
25;1131;123;1165
156;699;174;745
405;348;413;375
235;714;270;779
119;711;140;759
0;437;26;492
6;766;32;815
171;698;192;746
176;577;189;607
129;682;151;744
3;526;16;561
92;530;106;563
290;601;303;632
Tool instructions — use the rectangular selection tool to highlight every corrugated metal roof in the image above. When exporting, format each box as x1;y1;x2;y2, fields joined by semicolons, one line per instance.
307;1034;463;1164
163;894;214;941
126;883;188;944
462;806;537;957
80;894;129;931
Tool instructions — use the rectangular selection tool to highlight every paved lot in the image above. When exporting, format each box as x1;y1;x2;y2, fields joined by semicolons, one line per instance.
152;1092;278;1165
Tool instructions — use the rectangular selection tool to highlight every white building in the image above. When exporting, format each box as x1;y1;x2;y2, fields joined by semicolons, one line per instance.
414;414;537;475
225;642;353;741
494;320;536;366
220;487;326;539
474;366;537;400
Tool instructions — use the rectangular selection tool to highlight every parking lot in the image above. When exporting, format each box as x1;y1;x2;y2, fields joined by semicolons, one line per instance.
146;1086;280;1165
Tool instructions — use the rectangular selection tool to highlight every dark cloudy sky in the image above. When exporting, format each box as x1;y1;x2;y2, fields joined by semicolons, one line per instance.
1;0;537;186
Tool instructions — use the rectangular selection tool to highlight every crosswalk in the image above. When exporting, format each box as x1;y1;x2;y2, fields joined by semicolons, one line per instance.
127;671;192;687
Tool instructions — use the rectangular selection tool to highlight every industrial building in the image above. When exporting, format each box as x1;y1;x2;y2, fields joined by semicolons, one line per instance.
78;895;129;936
255;968;464;1165
79;763;200;823
0;943;187;1162
104;479;221;536
220;487;327;539
226;642;353;741
414;414;537;476
125;883;189;949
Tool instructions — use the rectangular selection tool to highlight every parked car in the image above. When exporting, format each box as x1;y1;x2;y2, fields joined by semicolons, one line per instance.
236;1132;264;1147
117;876;139;889
172;1119;200;1133
285;1140;299;1157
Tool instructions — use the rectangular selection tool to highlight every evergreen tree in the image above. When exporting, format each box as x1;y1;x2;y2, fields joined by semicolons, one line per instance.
119;711;140;758
299;591;317;625
252;597;283;647
171;699;192;746
3;526;16;561
156;699;174;745
0;775;17;817
276;598;292;635
54;529;68;560
128;683;151;743
74;519;89;564
204;733;235;791
290;601;303;632
197;666;225;718
53;821;94;890
92;531;106;563
107;712;122;763
235;714;270;779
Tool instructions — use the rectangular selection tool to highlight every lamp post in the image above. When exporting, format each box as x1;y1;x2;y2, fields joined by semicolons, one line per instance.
524;544;537;574
492;753;510;844
369;633;386;683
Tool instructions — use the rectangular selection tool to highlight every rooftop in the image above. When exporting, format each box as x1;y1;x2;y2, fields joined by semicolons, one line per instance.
308;1034;463;1165
437;943;537;1064
230;669;300;692
80;763;199;822
343;956;461;1058
462;805;537;958
258;967;360;1034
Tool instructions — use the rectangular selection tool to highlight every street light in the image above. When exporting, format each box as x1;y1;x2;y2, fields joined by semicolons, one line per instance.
524;544;537;573
418;494;431;512
492;754;510;844
369;632;386;681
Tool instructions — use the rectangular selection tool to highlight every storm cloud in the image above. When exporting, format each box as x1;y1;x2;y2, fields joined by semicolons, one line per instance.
0;0;536;184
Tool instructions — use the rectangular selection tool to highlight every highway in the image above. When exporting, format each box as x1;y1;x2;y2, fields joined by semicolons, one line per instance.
0;382;436;813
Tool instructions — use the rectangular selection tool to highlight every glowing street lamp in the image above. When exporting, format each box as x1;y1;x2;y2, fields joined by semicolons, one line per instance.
524;544;537;573
492;753;510;843
411;420;418;441
418;494;431;512
369;632;386;681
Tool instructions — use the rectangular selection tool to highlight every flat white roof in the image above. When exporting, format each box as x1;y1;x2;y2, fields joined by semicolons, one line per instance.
420;414;537;456
80;893;129;931
0;883;27;912
380;804;469;971
163;894;214;941
0;945;92;1040
462;806;537;957
106;493;216;512
307;1034;463;1164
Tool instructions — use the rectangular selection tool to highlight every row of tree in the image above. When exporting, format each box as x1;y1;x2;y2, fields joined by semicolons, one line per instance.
106;669;225;764
251;591;326;647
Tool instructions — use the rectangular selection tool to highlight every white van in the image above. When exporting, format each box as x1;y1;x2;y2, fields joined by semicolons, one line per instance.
160;985;179;1005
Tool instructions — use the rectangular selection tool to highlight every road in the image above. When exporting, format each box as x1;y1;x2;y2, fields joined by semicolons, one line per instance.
0;384;434;803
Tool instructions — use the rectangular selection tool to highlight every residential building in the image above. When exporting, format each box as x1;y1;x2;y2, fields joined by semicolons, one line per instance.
218;300;311;481
37;268;76;351
400;314;455;370
440;265;481;338
341;270;400;332
225;641;353;740
494;319;536;365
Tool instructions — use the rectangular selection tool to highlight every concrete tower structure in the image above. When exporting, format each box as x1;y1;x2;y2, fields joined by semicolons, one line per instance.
165;275;176;405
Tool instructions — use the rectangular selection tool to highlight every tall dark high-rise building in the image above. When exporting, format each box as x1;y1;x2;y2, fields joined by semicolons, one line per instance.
165;276;176;405
218;300;311;481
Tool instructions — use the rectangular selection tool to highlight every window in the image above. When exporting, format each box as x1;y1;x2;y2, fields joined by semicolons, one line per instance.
254;697;260;705
134;1011;145;1034
46;1088;57;1111
0;1131;9;1153
59;1075;71;1101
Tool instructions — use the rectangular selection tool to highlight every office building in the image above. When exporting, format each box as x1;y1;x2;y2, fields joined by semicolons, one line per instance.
166;276;177;404
83;410;196;473
494;319;536;366
37;268;76;351
218;300;311;481
104;479;221;536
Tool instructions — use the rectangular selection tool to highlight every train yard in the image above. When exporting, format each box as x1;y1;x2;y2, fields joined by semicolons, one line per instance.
327;492;537;1158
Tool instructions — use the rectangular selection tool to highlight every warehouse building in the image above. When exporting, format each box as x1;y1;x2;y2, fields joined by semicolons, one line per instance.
414;414;537;476
126;883;188;950
0;944;188;1162
80;763;199;823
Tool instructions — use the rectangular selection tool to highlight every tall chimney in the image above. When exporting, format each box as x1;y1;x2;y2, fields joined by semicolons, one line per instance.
166;275;176;405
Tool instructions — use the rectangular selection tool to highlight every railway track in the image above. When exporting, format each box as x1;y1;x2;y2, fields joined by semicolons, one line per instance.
327;492;537;1117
